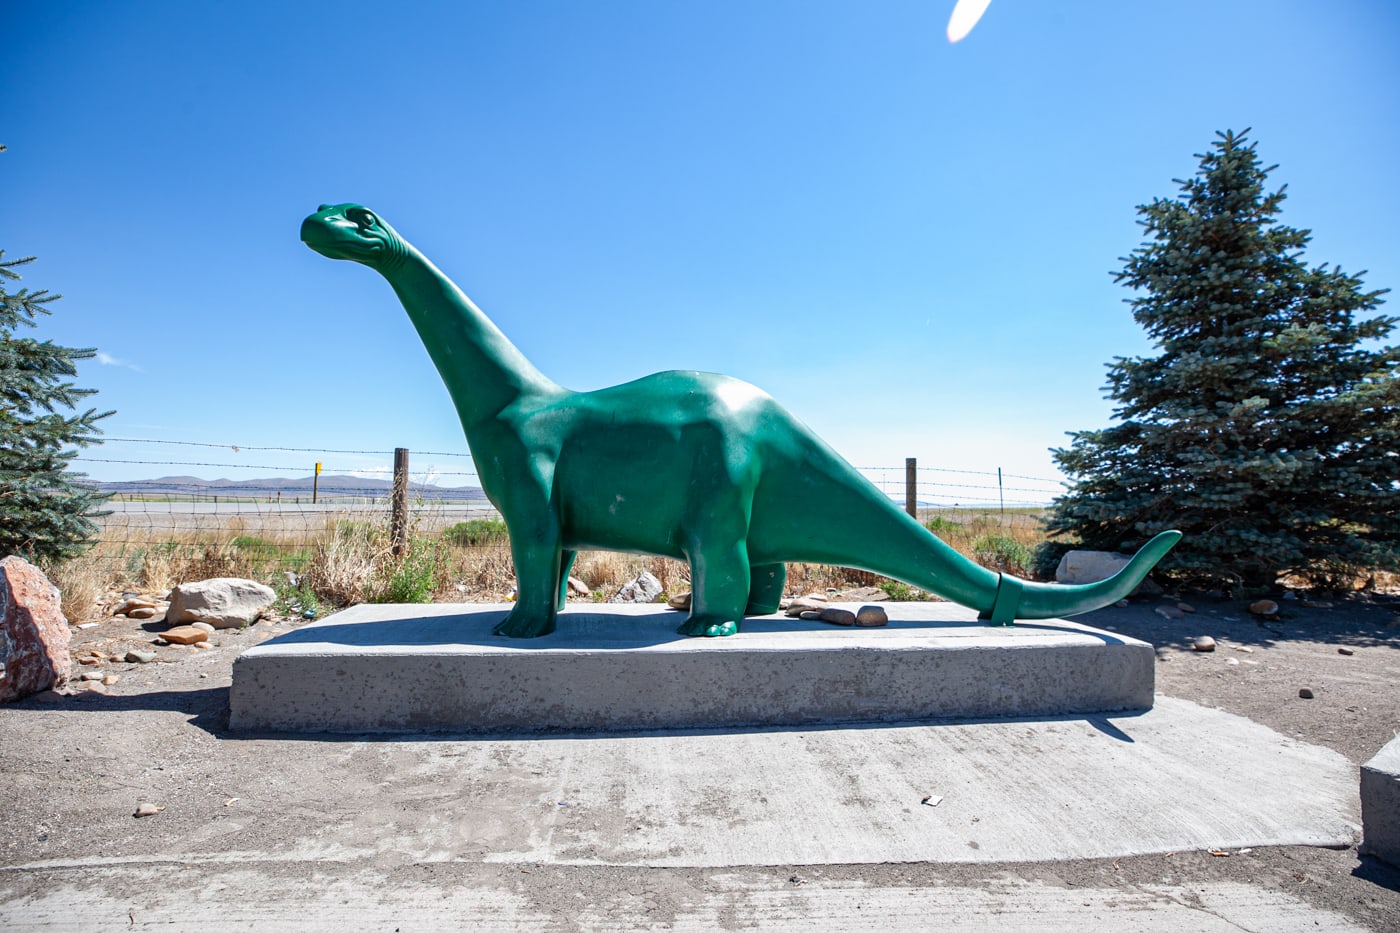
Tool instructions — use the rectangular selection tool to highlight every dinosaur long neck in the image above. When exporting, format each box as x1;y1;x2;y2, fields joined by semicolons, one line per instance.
379;243;561;429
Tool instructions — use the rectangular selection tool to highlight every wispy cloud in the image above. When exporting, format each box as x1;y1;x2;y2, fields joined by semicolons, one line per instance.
96;351;144;372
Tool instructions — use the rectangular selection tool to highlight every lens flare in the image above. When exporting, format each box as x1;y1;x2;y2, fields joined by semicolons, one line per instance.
947;0;993;43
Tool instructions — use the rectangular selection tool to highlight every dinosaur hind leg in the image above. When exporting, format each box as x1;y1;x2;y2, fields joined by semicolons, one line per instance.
555;549;578;612
745;562;786;615
678;540;751;637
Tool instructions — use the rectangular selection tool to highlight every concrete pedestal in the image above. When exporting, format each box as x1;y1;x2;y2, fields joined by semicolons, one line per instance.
1362;733;1400;866
228;602;1153;733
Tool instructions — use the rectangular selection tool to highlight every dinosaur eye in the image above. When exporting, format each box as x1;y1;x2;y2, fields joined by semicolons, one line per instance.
348;209;376;228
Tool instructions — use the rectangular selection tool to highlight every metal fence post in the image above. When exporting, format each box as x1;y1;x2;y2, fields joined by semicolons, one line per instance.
391;447;409;557
905;458;918;519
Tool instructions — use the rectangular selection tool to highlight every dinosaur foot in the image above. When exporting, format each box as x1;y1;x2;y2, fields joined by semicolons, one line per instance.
676;615;740;637
493;607;556;639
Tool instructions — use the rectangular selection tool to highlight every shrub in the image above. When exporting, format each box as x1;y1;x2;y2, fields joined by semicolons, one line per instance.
971;534;1033;575
443;519;510;547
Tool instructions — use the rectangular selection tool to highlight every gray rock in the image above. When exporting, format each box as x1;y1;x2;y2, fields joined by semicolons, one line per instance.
667;592;692;611
855;605;889;627
1192;636;1216;652
818;608;857;626
836;586;890;602
125;649;158;664
1054;550;1163;596
190;622;216;633
166;578;276;629
608;571;663;604
799;610;824;621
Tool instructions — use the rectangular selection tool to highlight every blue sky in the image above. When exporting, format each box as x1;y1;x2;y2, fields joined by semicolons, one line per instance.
8;1;1399;489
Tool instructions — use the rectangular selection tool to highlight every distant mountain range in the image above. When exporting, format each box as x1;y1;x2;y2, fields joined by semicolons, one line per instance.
96;474;488;501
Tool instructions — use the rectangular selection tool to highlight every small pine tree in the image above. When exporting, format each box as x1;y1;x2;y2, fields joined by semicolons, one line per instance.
1045;130;1399;589
1;149;114;562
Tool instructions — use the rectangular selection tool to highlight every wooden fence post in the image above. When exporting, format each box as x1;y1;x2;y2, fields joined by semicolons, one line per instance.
905;457;918;519
391;447;409;557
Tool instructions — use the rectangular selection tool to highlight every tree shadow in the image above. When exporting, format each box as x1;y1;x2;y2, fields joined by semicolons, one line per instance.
1352;853;1400;892
1080;592;1400;652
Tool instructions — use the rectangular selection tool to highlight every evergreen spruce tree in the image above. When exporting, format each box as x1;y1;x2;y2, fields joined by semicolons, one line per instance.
1;148;113;563
1045;130;1399;589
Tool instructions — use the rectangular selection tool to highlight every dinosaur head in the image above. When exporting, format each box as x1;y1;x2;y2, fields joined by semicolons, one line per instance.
301;203;405;268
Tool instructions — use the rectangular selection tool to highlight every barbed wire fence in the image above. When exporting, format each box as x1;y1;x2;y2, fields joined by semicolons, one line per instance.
73;437;1068;588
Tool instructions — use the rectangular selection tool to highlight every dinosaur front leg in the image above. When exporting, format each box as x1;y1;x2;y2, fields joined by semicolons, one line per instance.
745;562;786;615
494;514;563;639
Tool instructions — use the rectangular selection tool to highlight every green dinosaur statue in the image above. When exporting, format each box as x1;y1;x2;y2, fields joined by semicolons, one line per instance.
301;204;1180;638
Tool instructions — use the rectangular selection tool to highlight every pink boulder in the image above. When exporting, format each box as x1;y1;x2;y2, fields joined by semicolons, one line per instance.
1;556;71;702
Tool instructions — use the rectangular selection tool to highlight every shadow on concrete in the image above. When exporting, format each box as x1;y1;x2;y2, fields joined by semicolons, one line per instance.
258;608;1132;651
219;704;1151;745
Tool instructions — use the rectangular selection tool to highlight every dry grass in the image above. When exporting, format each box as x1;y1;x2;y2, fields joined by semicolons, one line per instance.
47;506;1052;623
40;553;116;625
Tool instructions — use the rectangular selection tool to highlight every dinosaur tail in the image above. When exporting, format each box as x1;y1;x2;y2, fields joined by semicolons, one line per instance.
978;530;1182;624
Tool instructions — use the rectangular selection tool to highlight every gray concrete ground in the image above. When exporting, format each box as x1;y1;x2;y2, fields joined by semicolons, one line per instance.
3;595;1399;930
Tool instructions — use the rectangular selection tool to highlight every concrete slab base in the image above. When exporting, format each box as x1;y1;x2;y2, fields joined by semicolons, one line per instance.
228;602;1154;733
1362;732;1400;866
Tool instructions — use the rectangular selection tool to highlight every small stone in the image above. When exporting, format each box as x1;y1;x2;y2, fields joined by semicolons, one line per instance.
1155;607;1184;620
195;641;212;650
77;656;103;666
162;625;209;646
1282;591;1298;601
1232;645;1254;653
79;671;104;681
667;592;692;611
566;577;591;597
127;607;158;620
818;607;857;626
1176;602;1196;613
125;649;158;664
1249;600;1280;617
77;681;107;694
855;605;889;627
1192;636;1216;652
1298;687;1315;699
1337;647;1354;656
101;674;119;686
798;610;823;621
784;594;828;617
133;803;162;818
77;622;100;630
190;622;216;633
1114;599;1130;609
1225;658;1239;666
